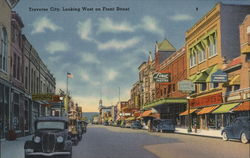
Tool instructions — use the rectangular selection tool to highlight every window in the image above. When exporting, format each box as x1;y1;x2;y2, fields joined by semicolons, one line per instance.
0;27;8;72
25;67;28;89
164;88;166;95
13;53;17;78
210;83;218;89
190;50;197;67
209;34;217;57
200;83;207;91
234;85;240;91
17;56;20;80
198;49;206;63
246;54;250;62
173;84;175;92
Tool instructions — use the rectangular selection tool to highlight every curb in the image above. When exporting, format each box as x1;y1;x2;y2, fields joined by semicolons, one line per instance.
174;131;222;139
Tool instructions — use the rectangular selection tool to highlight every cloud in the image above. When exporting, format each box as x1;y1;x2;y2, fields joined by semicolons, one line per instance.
98;17;135;34
168;14;194;21
105;69;118;81
81;52;101;64
45;41;70;54
77;19;93;41
140;16;165;36
97;37;141;51
31;16;62;34
79;69;101;86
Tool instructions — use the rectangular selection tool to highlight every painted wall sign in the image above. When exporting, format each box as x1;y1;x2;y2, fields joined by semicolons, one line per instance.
211;70;228;83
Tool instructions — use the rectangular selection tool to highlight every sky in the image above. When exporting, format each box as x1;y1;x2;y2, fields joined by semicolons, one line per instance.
14;0;250;112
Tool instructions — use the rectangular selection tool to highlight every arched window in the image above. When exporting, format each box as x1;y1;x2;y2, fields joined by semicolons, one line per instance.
0;27;8;71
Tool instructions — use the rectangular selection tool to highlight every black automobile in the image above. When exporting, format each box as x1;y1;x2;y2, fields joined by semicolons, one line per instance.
153;119;175;133
221;116;250;144
24;117;72;158
131;121;143;129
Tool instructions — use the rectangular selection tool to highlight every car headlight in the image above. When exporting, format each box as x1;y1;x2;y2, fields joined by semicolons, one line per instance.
34;136;41;143
57;136;64;143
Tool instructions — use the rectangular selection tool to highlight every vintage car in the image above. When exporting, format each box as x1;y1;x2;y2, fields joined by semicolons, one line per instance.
152;119;175;133
221;116;250;144
131;120;143;129
68;119;83;145
24;117;72;158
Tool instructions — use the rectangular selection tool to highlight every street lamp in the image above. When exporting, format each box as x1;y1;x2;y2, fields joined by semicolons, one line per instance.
59;96;64;117
187;96;192;133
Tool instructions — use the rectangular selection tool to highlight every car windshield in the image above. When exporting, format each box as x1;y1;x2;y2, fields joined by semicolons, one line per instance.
37;121;65;130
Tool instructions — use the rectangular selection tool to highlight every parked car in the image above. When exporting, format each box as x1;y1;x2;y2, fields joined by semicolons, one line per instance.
24;117;72;158
221;116;250;144
131;121;143;129
153;119;175;133
68;119;83;145
125;121;132;128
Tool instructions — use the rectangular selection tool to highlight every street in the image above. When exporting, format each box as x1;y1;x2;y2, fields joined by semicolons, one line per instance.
2;125;248;158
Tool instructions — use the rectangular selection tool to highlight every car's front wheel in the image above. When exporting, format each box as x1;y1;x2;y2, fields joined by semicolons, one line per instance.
241;132;249;144
222;131;229;141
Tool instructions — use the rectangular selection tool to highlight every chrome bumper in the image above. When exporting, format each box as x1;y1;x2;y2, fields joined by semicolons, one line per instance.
26;151;71;156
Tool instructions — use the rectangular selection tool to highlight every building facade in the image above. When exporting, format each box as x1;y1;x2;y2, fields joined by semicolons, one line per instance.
0;0;12;139
184;3;250;130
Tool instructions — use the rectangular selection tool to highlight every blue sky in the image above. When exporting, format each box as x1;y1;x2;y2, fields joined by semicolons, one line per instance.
14;0;250;112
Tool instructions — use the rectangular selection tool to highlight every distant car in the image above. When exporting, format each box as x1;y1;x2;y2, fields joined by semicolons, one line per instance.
125;121;132;128
221;116;250;144
24;117;72;158
103;121;109;126
131;121;142;129
153;119;175;133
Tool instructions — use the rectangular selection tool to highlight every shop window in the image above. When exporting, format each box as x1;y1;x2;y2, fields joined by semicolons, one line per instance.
173;84;175;92
164;88;166;95
200;83;207;91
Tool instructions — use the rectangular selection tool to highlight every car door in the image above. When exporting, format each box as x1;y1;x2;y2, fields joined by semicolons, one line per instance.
231;119;242;139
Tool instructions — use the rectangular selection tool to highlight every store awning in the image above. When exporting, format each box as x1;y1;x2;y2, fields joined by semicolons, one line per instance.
189;74;197;82
197;105;220;115
179;109;197;116
212;103;240;114
126;117;136;121
193;72;208;83
141;110;152;117
205;65;218;82
233;101;250;111
229;75;240;85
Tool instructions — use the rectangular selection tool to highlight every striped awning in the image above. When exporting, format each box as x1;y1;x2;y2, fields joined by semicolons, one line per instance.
233;101;250;111
197;105;220;115
179;109;197;116
212;103;240;114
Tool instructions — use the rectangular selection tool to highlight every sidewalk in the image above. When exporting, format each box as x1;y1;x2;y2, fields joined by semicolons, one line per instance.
0;135;32;158
175;127;222;138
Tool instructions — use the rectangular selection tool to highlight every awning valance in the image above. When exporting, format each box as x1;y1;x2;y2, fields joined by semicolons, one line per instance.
197;105;220;115
193;72;208;83
179;109;197;116
229;75;240;85
212;103;240;114
233;101;250;111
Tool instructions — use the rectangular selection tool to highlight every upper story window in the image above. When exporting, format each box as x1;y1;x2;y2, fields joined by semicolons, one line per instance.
198;47;206;63
189;49;197;68
208;33;217;57
0;27;8;72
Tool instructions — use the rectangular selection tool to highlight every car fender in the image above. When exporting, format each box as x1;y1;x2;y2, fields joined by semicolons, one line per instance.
64;140;72;150
24;140;34;149
240;130;250;140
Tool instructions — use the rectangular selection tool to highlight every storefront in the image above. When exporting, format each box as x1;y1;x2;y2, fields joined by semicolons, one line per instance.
0;82;10;139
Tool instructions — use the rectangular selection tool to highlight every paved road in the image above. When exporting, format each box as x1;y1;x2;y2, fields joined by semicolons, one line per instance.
1;125;249;158
73;125;250;158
